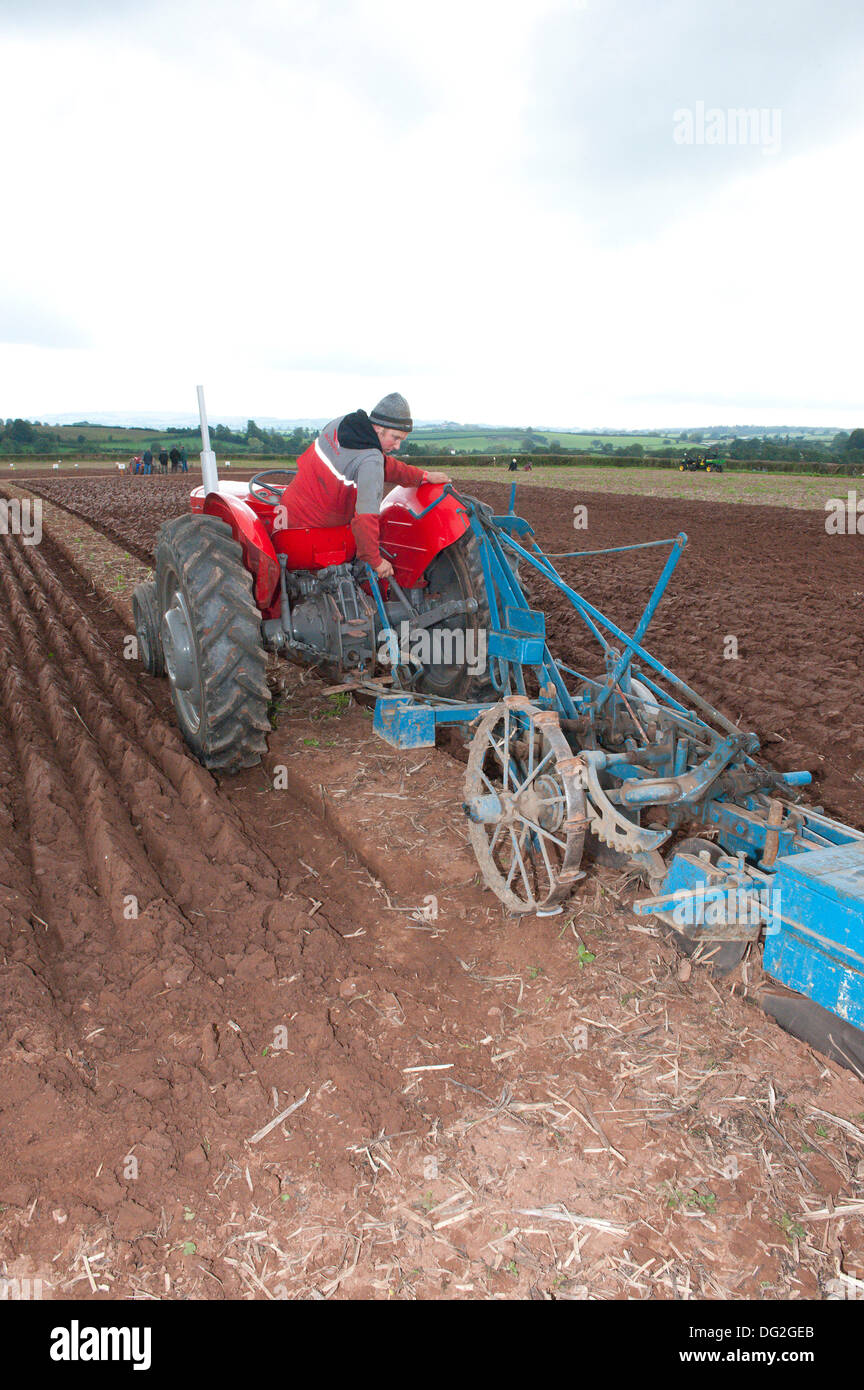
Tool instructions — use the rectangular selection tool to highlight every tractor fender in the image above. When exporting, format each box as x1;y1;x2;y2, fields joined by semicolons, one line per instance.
379;482;471;588
197;491;281;610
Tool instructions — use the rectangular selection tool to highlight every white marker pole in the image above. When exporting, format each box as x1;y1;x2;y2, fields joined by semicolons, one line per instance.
197;384;220;495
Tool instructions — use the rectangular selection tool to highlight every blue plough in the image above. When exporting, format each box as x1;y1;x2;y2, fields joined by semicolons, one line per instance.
370;484;864;1066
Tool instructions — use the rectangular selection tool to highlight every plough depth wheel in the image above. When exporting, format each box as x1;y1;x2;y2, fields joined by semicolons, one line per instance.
463;697;587;915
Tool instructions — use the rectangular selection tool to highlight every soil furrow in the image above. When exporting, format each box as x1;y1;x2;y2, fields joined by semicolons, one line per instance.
0;536;186;944
27;478;156;566
3;474;863;1305
0;601;112;952
9;529;274;882
1;534;279;932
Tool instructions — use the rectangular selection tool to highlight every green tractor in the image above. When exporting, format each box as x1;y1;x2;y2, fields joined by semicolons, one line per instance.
679;449;724;474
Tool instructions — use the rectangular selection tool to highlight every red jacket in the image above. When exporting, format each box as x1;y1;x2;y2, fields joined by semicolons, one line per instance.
280;412;426;566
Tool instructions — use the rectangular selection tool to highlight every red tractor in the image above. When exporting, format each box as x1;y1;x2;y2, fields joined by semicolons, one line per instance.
132;399;492;773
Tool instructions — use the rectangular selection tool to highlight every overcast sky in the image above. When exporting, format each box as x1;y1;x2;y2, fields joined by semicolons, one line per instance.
1;0;862;428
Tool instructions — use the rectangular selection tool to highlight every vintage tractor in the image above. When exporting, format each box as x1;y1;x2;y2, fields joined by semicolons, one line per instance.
134;390;864;1067
132;391;493;774
679;449;724;473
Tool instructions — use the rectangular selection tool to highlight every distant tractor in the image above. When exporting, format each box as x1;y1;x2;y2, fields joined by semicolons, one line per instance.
679;449;724;474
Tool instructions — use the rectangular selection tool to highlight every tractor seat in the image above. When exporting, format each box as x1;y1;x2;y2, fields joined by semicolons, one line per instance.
273;524;357;571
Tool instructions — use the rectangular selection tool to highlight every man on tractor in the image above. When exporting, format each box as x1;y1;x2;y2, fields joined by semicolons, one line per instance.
279;393;450;578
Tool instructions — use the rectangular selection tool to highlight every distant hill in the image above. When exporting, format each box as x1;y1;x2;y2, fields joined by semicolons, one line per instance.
39;412;842;438
3;413;857;465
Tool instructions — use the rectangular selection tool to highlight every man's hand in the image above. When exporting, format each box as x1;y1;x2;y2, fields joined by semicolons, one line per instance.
375;558;394;579
423;471;451;485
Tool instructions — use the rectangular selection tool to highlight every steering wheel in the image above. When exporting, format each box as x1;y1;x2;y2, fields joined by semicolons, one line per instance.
248;469;297;506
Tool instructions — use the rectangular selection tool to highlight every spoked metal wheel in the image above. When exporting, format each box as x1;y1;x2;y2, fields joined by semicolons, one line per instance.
463;696;587;915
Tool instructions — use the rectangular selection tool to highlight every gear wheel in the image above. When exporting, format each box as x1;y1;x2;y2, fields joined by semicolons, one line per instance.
575;753;670;858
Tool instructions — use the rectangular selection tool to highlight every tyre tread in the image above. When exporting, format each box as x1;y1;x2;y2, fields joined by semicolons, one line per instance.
154;515;270;773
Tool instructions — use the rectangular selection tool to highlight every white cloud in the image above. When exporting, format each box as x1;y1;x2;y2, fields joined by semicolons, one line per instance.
1;0;862;427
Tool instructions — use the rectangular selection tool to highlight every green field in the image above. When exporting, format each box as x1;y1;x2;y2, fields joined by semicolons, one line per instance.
409;426;839;454
1;455;292;474
0;420;303;461
446;462;856;510
413;428;702;452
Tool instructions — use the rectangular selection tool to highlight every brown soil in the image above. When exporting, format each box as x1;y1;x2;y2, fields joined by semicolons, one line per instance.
27;475;864;829
1;477;863;1302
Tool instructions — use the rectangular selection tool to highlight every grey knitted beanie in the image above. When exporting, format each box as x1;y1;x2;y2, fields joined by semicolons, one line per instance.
369;392;413;433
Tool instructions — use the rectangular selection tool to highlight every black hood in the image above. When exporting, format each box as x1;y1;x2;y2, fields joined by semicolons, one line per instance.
337;409;381;451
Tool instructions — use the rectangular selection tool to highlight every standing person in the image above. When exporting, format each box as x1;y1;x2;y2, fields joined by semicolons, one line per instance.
179;445;188;472
169;446;180;472
158;446;169;474
279;393;449;578
142;447;153;475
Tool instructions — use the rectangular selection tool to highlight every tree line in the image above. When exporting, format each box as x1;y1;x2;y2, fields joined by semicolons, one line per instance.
431;428;864;466
2;416;862;466
0;418;319;457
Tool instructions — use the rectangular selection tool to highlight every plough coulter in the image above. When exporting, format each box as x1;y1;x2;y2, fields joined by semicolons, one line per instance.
134;391;864;1067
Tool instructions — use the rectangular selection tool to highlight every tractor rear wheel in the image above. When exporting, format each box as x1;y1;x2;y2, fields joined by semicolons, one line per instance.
154;514;271;773
415;532;496;702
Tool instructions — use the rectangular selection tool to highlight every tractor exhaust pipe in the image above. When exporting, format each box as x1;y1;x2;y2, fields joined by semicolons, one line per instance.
197;384;220;495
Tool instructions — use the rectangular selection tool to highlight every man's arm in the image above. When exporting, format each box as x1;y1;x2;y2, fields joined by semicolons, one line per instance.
352;454;386;569
384;456;451;488
352;456;452;574
382;454;427;488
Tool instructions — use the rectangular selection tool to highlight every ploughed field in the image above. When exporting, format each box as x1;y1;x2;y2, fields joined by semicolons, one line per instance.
32;472;864;827
1;472;862;1302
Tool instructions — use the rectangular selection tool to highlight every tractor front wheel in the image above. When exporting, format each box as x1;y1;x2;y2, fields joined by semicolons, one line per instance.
154;514;271;772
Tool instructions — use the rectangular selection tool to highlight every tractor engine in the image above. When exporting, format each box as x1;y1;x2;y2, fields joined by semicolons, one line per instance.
281;563;378;669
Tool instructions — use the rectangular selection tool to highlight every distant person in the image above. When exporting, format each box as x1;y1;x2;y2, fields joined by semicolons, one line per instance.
508;458;518;472
158;447;168;474
169;446;180;472
142;448;153;475
523;459;533;472
179;445;188;472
